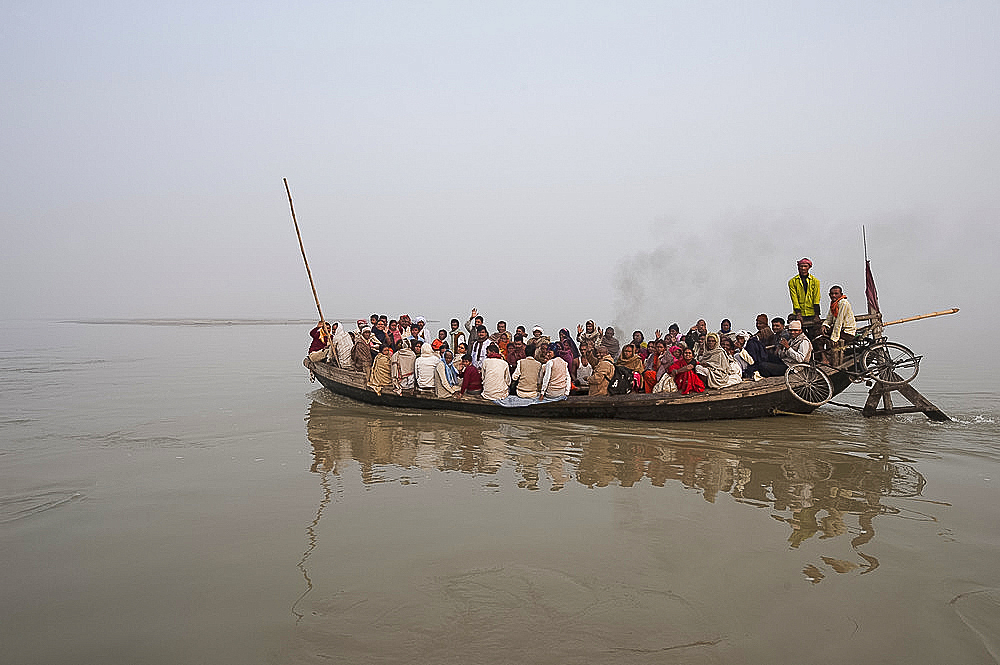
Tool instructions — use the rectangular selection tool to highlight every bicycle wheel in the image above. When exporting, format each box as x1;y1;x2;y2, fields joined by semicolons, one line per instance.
785;364;834;407
861;341;920;386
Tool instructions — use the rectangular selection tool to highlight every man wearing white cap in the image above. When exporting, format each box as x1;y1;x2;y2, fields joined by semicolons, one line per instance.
777;319;812;366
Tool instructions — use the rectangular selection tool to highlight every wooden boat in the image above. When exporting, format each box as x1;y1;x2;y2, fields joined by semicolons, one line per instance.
304;357;854;422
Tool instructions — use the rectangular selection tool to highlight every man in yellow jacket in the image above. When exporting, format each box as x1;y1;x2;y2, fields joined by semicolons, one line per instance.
788;257;822;336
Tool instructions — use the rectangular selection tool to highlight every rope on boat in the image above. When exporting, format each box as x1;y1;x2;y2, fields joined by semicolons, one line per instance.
828;400;864;411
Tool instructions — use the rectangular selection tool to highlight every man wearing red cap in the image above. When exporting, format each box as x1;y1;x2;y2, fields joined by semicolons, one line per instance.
788;258;822;337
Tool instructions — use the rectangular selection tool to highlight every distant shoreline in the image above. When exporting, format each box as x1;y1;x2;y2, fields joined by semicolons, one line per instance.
62;318;318;326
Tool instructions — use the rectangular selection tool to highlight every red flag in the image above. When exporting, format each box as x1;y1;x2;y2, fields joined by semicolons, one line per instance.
865;259;880;314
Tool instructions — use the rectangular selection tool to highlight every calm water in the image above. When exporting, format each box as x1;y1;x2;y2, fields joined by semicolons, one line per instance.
2;320;999;664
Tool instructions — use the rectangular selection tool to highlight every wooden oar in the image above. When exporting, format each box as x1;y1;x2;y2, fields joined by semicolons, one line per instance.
284;178;328;342
883;308;959;327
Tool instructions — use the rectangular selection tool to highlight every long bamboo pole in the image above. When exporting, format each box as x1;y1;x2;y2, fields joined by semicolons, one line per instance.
883;308;959;327
284;178;327;340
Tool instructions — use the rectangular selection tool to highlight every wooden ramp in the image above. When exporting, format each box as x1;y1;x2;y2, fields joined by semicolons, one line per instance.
861;380;949;422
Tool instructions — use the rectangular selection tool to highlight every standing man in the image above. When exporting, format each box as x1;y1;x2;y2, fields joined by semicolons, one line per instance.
448;318;466;353
469;325;490;370
789;258;822;338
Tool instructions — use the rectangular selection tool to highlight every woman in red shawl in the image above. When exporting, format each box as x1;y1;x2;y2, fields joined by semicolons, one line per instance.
669;347;705;395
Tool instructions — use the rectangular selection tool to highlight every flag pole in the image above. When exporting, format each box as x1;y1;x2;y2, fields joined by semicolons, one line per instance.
284;178;327;341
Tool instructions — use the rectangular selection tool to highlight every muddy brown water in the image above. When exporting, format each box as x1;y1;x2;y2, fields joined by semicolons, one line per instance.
2;320;998;664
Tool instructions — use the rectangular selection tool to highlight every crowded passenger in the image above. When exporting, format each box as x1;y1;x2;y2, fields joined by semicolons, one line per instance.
458;354;483;397
601;327;621;359
368;344;393;394
505;334;527;371
433;350;461;398
540;346;572;399
577;321;601;349
670;347;706;394
481;344;511;400
414;343;439;395
391;339;416;394
697;333;742;389
576;340;594;387
777;320;812;366
511;346;543;399
308;257;855;403
617;344;645;374
815;285;857;365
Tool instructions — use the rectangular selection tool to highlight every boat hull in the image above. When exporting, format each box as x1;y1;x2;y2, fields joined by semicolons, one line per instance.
305;358;853;422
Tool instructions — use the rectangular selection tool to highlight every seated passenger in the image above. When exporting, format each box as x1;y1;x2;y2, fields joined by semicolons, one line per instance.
652;345;682;393
512;347;543;398
481;344;511;400
308;321;334;362
391;340;417;394
577;320;601;349
777;319;812;366
557;329;581;376
413;317;430;344
540;346;571;399
685;320;708;359
368;344;393;394
433;350;461;398
697;333;742;389
505;333;527;370
372;316;389;347
744;314;778;378
351;327;375;372
414;343;439;395
575;340;594;388
587;345;616;396
814;285;857;365
387;319;402;346
630;331;648;359
431;329;449;354
729;334;755;377
617;344;645;373
670;347;706;394
490;321;511;357
458;353;483;397
642;339;667;393
601;327;621;359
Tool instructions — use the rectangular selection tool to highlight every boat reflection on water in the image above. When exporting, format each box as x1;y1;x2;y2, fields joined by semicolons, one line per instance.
304;396;933;580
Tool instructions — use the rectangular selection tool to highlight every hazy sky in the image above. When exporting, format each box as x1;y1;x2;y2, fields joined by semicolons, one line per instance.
3;1;996;338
